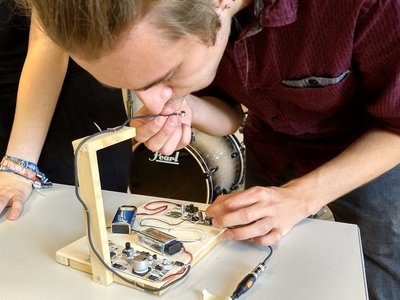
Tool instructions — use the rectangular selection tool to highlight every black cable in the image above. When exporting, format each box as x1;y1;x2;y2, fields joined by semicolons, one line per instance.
262;245;273;264
73;112;190;293
231;245;273;300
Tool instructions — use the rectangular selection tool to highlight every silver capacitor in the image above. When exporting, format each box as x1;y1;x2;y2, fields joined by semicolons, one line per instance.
132;253;149;274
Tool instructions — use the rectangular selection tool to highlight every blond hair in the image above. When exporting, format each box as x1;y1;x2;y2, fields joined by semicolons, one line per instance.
19;0;221;59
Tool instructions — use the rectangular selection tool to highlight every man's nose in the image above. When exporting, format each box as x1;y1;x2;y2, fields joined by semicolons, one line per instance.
135;84;173;114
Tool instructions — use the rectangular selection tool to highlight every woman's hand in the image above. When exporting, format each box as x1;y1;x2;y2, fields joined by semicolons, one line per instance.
0;172;33;220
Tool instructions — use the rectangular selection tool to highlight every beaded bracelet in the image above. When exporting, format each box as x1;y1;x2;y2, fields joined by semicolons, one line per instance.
0;155;52;189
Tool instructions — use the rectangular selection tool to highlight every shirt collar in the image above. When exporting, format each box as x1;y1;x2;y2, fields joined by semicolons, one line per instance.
256;0;298;27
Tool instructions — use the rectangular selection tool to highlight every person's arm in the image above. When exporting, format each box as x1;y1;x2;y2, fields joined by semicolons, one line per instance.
6;15;68;161
286;128;400;218
207;128;400;245
0;14;69;220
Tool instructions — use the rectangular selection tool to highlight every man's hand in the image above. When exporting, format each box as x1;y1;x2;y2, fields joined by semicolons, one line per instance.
0;172;32;220
131;96;193;155
206;185;310;246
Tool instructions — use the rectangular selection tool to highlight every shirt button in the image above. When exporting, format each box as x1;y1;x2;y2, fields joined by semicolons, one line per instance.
308;78;320;86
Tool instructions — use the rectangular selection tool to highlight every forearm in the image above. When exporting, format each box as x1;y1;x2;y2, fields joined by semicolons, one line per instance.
187;95;243;136
285;128;400;216
6;17;68;163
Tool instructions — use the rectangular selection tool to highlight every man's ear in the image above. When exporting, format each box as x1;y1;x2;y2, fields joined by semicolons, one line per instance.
217;0;234;11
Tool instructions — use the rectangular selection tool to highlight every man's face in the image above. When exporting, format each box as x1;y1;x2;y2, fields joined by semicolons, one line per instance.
73;11;231;114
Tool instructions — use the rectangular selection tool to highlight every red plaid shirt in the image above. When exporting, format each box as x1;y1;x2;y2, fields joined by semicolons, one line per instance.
202;0;400;181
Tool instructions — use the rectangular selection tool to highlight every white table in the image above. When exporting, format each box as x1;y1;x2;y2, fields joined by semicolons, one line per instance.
0;184;368;300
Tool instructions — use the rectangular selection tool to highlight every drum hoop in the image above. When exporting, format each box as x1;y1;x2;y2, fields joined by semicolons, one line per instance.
185;144;214;204
224;134;245;188
190;128;245;190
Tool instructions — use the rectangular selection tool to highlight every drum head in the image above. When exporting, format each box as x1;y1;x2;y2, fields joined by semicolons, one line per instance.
130;143;212;203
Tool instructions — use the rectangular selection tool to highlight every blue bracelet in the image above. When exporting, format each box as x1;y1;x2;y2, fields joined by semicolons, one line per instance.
0;155;52;189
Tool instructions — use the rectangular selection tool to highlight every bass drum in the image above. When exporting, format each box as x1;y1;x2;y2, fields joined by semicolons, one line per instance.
129;128;245;204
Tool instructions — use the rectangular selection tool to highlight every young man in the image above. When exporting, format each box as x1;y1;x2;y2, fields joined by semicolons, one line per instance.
18;1;400;299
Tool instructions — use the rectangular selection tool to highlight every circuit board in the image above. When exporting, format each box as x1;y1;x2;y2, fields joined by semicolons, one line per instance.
108;237;187;283
56;199;226;294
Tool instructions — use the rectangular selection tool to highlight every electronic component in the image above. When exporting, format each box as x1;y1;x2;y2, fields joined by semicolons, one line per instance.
184;204;198;214
108;240;187;282
164;204;213;226
122;242;135;258
132;253;150;275
111;205;137;234
137;228;183;255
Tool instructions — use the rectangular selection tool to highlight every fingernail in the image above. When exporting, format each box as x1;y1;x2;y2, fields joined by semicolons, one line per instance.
225;231;235;240
169;116;179;126
155;116;166;125
211;218;218;227
8;212;18;221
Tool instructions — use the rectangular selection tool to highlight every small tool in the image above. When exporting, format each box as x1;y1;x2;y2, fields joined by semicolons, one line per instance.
230;246;273;299
133;111;186;120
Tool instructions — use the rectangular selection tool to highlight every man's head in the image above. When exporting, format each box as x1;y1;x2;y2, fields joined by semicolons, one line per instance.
21;0;237;112
22;0;221;60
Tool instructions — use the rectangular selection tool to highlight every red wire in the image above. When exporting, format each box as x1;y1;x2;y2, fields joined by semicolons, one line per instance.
162;245;193;282
162;267;187;282
136;200;179;216
182;245;193;265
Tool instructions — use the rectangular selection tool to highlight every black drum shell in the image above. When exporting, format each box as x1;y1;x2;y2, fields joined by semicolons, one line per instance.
129;129;245;204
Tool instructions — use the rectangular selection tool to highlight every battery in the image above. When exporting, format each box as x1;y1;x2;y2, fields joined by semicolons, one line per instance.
111;205;137;234
137;228;183;255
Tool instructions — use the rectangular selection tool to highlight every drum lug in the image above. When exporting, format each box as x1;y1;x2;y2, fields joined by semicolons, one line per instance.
240;142;246;153
205;167;218;179
214;186;228;197
190;132;196;143
230;183;239;191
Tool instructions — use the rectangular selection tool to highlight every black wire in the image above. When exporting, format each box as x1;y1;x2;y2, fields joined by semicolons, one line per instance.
73;113;190;293
263;245;273;264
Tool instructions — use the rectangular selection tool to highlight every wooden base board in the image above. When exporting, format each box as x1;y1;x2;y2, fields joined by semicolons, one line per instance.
56;200;225;295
